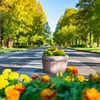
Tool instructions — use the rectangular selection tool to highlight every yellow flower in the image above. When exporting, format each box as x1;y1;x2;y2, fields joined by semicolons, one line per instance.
50;52;52;55
48;51;50;53
64;76;74;82
50;84;56;88
45;54;47;56
41;75;51;83
20;74;29;80
1;99;5;100
24;77;32;83
9;72;19;80
6;89;20;100
82;88;100;100
85;79;88;81
2;69;11;74
0;80;9;89
62;50;64;52
0;73;8;80
5;85;15;94
76;75;85;82
59;71;63;78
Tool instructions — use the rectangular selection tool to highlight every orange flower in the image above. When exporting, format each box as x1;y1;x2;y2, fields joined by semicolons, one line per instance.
66;66;78;75
82;88;100;100
32;74;40;80
40;89;57;100
90;75;99;81
6;89;20;100
14;83;25;93
41;75;51;83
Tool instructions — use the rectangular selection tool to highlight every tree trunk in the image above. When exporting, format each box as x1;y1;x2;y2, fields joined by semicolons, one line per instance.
72;41;73;45
63;42;65;46
82;40;83;44
0;1;4;48
97;38;99;47
8;36;12;48
86;37;88;47
76;39;77;45
1;31;4;48
16;35;19;45
28;37;30;46
90;31;92;48
79;39;81;44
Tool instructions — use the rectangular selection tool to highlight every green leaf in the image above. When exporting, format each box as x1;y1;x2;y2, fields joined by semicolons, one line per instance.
70;88;79;100
26;86;33;91
32;88;37;92
21;91;30;100
57;93;66;97
33;84;39;88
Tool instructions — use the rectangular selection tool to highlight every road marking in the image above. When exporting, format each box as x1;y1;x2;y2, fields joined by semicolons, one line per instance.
17;51;43;78
68;60;87;66
0;49;44;59
66;49;100;62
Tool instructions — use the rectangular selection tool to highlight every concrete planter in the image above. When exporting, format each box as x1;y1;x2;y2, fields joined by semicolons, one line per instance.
42;55;68;74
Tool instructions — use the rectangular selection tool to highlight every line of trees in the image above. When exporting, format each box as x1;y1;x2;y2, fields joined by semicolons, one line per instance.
0;0;50;48
54;0;100;47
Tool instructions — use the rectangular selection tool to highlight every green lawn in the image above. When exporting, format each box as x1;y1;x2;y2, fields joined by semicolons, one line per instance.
0;48;30;53
68;47;100;53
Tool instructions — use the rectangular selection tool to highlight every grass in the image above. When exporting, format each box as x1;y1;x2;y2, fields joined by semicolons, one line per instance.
0;48;30;53
0;46;45;53
68;47;100;53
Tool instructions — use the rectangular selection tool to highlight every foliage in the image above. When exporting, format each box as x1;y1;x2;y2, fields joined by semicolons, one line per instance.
54;0;100;47
32;45;38;48
70;44;86;47
12;45;30;48
1;67;100;100
0;0;50;48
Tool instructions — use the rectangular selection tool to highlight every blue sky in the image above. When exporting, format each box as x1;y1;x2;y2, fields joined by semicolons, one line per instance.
39;0;79;32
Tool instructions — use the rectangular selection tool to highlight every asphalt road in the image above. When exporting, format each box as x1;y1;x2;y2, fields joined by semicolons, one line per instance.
0;48;47;74
0;47;100;74
63;48;100;73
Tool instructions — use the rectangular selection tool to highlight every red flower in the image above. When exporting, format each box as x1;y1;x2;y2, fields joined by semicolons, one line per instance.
32;74;40;80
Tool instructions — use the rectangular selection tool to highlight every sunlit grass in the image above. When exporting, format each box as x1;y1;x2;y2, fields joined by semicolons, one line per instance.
0;48;30;53
68;47;100;52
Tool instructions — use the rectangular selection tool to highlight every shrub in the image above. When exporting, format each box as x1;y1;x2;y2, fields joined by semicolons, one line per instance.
70;44;86;47
12;45;29;48
32;45;38;48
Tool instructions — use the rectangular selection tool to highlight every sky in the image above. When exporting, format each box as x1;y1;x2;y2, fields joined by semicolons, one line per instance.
39;0;79;33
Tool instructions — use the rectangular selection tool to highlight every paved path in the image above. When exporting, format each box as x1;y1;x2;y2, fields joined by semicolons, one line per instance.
0;48;47;74
0;47;100;79
17;48;100;79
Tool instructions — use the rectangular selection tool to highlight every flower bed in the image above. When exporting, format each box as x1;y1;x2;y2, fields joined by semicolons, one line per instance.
0;67;100;100
43;46;66;56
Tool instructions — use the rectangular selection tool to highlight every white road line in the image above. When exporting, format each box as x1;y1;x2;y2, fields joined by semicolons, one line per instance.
0;49;44;59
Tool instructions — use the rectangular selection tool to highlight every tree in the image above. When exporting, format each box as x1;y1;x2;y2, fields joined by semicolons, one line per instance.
76;0;93;47
91;0;100;47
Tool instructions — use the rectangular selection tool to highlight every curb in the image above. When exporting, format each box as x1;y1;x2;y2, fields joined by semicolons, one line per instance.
0;49;32;54
0;47;46;54
66;48;100;54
